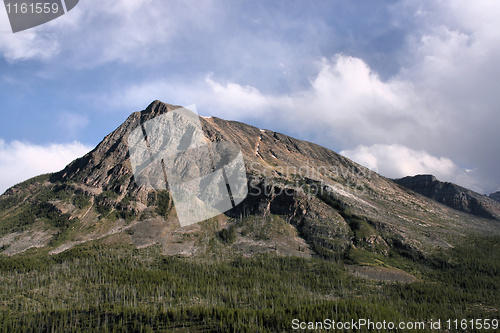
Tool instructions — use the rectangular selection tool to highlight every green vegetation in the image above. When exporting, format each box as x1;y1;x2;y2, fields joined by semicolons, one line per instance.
146;190;173;217
348;217;374;239
236;214;293;241
0;234;498;332
72;193;91;209
95;190;119;217
0;195;21;212
13;173;51;190
95;203;112;216
218;225;236;244
316;188;353;219
0;182;81;235
155;190;172;216
0;200;72;235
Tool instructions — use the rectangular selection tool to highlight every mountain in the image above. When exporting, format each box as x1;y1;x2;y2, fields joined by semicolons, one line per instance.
490;191;500;203
394;174;500;220
1;100;499;260
1;100;500;331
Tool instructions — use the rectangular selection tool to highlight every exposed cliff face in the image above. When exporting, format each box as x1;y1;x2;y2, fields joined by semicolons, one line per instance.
490;191;500;203
394;175;500;220
1;101;499;258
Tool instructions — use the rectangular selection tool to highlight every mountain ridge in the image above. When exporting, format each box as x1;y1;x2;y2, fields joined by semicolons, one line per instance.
1;100;498;260
490;191;500;203
394;174;500;220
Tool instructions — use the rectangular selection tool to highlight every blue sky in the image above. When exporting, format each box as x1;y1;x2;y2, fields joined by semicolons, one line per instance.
1;0;499;195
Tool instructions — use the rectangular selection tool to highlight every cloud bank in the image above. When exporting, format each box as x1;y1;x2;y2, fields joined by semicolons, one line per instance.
340;144;483;193
108;43;499;194
1;0;499;195
0;140;91;194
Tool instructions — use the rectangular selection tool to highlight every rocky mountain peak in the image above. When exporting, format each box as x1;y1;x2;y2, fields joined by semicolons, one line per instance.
490;191;500;203
395;174;437;189
394;174;500;220
143;100;180;116
1;102;499;257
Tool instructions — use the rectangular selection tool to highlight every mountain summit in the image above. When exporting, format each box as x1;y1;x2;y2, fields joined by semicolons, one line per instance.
490;191;500;203
394;174;500;220
1;101;498;259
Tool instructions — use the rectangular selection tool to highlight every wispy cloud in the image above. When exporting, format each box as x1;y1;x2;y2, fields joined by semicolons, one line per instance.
0;6;60;62
57;112;89;139
1;0;217;64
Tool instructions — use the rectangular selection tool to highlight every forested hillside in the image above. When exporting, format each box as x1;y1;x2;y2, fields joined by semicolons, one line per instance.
0;233;498;332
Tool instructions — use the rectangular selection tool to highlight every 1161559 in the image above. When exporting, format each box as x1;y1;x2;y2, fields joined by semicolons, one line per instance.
445;319;498;330
5;2;59;14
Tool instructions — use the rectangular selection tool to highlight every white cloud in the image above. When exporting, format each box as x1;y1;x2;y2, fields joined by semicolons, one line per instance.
0;33;60;61
187;55;426;146
6;0;496;194
102;74;286;119
0;9;60;62
340;144;484;193
340;143;457;179
0;1;62;61
0;140;91;194
103;34;499;194
61;0;218;66
204;75;272;114
294;56;424;144
0;0;217;63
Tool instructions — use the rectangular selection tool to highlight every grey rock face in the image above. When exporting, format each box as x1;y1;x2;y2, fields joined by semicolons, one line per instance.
394;175;500;220
490;191;500;203
1;100;499;257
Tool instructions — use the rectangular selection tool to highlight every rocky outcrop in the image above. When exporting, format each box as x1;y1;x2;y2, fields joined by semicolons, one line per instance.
490;191;500;203
1;101;499;257
394;174;500;220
